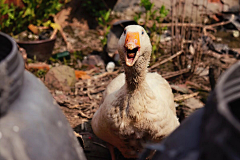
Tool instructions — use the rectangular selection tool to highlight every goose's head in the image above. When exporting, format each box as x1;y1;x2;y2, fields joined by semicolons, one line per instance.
118;25;152;67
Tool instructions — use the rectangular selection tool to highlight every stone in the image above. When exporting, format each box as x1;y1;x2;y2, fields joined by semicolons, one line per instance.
106;62;115;72
82;55;105;68
44;65;76;91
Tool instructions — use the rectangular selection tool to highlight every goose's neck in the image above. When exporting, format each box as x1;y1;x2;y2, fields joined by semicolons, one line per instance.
124;60;148;91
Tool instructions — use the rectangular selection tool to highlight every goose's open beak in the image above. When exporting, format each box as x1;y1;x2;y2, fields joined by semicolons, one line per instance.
124;32;141;66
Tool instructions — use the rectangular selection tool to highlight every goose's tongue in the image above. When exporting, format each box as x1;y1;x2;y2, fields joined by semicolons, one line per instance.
124;32;140;66
126;56;134;65
128;53;135;58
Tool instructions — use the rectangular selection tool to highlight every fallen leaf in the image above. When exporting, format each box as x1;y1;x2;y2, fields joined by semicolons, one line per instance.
75;70;91;80
184;97;204;109
28;24;39;35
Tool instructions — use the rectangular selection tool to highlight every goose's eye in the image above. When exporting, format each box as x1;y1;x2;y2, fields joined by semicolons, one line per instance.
142;31;144;35
124;30;126;35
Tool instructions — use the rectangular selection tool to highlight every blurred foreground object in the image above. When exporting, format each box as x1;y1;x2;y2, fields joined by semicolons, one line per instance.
0;32;86;160
140;61;240;160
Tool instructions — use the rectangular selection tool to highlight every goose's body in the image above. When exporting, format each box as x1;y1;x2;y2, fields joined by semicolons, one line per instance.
92;25;179;159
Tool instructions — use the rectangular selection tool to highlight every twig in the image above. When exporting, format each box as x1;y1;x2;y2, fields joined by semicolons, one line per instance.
149;50;183;70
162;68;190;79
171;0;174;55
92;70;119;80
159;23;203;28
78;110;91;119
67;104;80;109
53;15;73;51
203;20;231;35
50;29;58;39
86;68;98;74
203;50;223;59
185;81;211;91
93;142;107;149
174;92;199;101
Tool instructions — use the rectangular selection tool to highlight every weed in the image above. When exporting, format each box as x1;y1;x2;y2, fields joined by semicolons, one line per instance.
35;69;47;78
98;9;112;46
73;50;84;61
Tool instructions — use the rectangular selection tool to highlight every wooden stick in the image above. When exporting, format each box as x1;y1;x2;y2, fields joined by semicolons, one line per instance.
158;23;203;28
93;142;107;149
78;110;91;119
174;92;199;101
92;70;119;80
50;28;58;39
186;81;211;91
149;50;183;70
203;50;223;59
162;68;190;79
53;15;73;51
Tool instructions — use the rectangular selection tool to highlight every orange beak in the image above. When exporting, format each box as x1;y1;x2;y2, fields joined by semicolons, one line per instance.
124;32;140;49
124;32;141;66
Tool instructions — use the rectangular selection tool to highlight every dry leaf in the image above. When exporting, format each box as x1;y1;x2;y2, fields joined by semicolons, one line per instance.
75;70;91;80
28;24;39;35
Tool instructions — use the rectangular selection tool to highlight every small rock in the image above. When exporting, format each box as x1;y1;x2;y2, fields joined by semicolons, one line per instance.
45;65;76;91
171;84;190;94
55;90;63;95
216;37;222;42
106;62;115;72
184;97;204;109
233;30;239;38
82;55;105;68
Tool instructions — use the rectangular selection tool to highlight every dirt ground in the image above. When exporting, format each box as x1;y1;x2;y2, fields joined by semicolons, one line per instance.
33;2;240;159
46;25;239;159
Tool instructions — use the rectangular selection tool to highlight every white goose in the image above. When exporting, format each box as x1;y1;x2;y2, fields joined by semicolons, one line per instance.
91;25;179;159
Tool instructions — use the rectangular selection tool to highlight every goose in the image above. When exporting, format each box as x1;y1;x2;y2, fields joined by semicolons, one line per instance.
91;25;180;159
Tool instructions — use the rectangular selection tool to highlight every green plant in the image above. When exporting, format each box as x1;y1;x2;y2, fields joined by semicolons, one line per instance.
0;1;24;33
98;9;112;46
134;0;169;62
0;0;63;34
35;69;47;78
73;50;84;61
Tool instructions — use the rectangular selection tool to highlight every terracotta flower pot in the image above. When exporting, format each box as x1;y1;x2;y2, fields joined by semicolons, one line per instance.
17;36;56;61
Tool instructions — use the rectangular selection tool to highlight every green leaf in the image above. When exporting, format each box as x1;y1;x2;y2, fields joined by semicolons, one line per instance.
153;9;157;15
140;0;153;11
152;44;156;52
42;20;52;27
50;23;61;30
8;12;14;19
160;5;165;14
134;15;139;22
23;7;33;17
104;10;111;21
152;23;156;31
159;5;169;18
